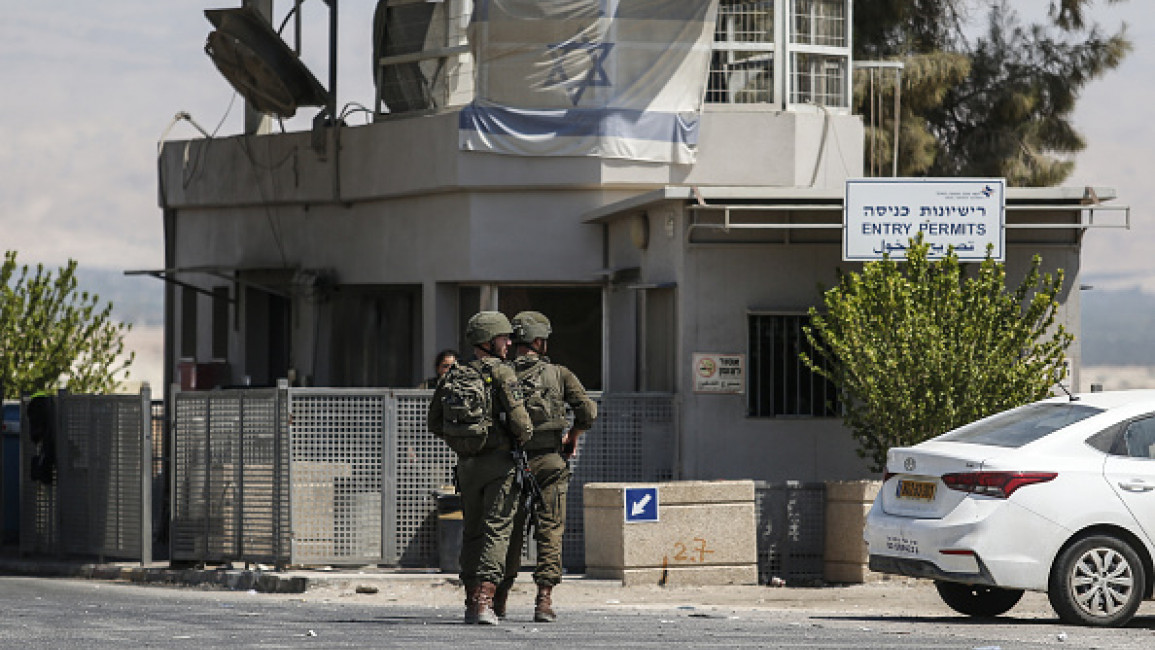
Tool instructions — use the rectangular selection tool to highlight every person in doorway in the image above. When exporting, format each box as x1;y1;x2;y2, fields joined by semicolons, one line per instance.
418;348;458;389
494;310;597;623
427;312;531;625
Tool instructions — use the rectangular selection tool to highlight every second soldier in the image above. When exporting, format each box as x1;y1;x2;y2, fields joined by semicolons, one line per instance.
494;310;598;622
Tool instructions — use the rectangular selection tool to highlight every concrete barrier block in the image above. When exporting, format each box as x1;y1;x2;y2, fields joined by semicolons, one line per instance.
584;480;758;586
823;480;881;584
823;501;872;563
617;564;758;587
825;480;881;503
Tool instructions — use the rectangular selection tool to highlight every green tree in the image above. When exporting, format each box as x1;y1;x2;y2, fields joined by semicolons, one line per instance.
855;0;1130;185
0;251;134;400
801;239;1072;471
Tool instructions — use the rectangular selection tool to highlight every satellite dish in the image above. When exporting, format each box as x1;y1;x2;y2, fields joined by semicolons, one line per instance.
204;7;329;119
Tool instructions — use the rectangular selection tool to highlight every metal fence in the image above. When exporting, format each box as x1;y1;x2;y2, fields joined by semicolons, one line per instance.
20;390;154;562
754;480;826;584
170;389;289;565
169;387;677;569
13;387;829;580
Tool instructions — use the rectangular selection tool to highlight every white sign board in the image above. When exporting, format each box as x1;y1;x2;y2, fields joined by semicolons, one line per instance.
692;353;745;394
844;178;1005;262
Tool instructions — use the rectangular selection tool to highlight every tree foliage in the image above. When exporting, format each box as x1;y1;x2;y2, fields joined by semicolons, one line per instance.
855;0;1131;185
801;238;1073;471
0;251;134;400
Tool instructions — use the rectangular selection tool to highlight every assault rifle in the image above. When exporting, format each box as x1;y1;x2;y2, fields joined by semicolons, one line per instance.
512;446;544;533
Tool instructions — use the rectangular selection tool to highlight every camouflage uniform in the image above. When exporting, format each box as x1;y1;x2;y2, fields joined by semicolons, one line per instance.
502;354;597;591
427;313;532;625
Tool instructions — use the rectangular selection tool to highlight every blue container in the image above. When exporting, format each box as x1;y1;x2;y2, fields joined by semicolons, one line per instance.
1;402;20;544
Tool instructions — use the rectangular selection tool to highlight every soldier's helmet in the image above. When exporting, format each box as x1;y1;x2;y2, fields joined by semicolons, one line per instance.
511;310;552;343
465;311;513;346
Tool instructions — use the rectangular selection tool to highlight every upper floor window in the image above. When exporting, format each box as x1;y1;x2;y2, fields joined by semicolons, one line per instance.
708;1;776;104
789;0;848;107
708;0;851;110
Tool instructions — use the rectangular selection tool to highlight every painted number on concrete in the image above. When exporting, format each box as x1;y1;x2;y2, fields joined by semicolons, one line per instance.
672;538;715;563
624;486;659;523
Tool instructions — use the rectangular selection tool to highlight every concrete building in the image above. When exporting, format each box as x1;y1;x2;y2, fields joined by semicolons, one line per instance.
151;0;1120;482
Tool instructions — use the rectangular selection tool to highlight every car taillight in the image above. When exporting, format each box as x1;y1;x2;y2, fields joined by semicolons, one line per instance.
941;471;1057;498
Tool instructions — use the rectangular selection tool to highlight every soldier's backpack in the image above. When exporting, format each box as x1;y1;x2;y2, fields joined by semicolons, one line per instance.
437;362;494;456
517;360;567;430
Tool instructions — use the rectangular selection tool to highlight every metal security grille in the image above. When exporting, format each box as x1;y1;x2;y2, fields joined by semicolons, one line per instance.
20;391;152;561
19;453;57;554
789;53;847;106
387;390;455;566
564;394;677;570
748;313;839;417
168;387;675;569
708;1;775;104
171;389;288;566
288;390;385;566
754;481;825;584
171;394;208;560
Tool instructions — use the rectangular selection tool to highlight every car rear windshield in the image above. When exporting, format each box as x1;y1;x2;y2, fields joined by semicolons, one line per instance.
935;402;1104;448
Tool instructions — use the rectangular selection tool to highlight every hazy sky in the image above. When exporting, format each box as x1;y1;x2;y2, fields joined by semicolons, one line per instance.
0;0;1150;290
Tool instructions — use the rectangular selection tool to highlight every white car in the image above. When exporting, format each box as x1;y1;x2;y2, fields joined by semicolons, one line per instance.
864;389;1155;627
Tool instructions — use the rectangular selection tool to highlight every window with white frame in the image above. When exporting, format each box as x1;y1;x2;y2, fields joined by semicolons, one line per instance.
748;313;839;417
788;0;849;107
708;0;850;110
707;1;775;104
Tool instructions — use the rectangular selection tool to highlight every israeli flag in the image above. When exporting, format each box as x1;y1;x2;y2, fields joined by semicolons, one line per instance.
459;0;720;164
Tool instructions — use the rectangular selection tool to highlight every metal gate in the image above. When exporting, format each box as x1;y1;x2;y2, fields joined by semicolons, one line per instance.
170;387;676;568
20;389;153;562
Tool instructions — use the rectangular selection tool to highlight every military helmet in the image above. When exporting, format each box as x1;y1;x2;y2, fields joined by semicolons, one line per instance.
465;311;513;346
511;310;552;343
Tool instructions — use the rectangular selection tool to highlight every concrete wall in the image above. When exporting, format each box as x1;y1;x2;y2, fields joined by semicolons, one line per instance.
159;108;864;210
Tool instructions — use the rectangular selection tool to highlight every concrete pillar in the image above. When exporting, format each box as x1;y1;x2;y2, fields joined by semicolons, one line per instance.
823;480;882;583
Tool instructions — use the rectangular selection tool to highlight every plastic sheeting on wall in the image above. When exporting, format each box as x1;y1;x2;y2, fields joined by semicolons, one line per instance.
459;0;720;164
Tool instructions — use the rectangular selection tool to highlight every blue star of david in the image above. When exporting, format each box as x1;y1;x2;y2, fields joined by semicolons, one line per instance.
545;39;614;106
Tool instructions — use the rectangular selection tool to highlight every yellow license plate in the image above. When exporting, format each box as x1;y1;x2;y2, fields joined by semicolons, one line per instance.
897;479;937;501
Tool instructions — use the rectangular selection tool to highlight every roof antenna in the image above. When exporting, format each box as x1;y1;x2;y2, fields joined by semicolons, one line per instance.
1055;377;1079;402
1054;364;1078;401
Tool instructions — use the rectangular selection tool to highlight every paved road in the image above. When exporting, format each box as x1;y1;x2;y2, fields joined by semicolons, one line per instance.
10;575;1155;649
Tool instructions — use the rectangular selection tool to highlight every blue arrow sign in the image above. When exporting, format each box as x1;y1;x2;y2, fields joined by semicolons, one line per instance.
624;486;659;523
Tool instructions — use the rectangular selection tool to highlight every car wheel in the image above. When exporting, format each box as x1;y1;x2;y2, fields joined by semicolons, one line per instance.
934;581;1024;617
1048;534;1145;627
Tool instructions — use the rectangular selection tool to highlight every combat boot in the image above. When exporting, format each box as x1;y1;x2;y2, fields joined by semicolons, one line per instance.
475;581;500;625
492;583;511;620
534;584;556;622
463;584;479;624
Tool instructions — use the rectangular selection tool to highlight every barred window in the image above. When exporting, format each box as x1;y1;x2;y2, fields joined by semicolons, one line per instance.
748;314;839;417
707;1;775;104
790;0;847;48
790;52;847;107
709;0;851;109
788;0;848;106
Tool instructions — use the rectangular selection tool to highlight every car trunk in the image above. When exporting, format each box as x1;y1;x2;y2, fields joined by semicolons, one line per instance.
881;442;994;518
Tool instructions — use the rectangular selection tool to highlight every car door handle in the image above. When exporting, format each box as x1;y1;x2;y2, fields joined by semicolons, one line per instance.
1119;480;1155;493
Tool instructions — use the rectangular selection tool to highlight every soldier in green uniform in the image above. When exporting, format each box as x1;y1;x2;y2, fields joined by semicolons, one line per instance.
427;311;532;625
493;310;598;623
